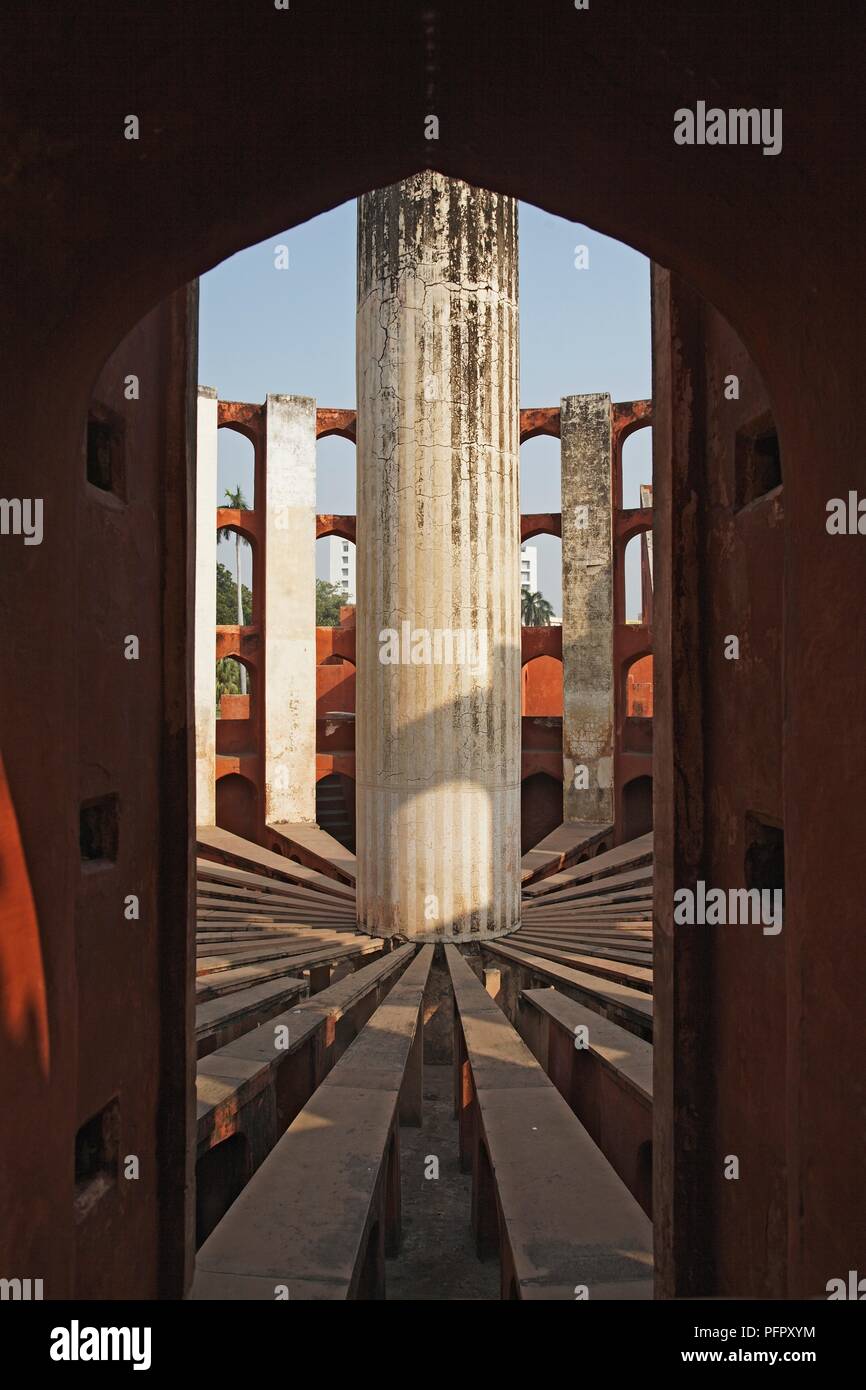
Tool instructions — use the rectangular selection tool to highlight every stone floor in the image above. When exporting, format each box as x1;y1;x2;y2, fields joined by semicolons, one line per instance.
385;1065;500;1300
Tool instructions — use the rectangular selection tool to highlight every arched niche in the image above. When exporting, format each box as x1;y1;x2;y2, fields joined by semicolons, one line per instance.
521;771;562;856
215;772;258;843
622;774;653;841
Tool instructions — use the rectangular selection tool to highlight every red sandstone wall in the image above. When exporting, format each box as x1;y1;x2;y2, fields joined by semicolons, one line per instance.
220;694;250;720
214;405;265;844
216;695;255;760
612;405;654;844
626;655;654;717
522;654;563;716
316;660;355;718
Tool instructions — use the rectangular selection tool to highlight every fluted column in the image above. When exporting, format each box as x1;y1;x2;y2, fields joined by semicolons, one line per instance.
355;174;521;940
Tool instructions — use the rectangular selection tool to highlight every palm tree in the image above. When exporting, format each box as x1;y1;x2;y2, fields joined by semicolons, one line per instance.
521;589;555;627
218;485;250;695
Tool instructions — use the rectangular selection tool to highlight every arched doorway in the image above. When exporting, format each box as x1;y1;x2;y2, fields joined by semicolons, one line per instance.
315;772;356;852
3;5;856;1307
622;774;653;841
521;771;562;854
215;772;258;843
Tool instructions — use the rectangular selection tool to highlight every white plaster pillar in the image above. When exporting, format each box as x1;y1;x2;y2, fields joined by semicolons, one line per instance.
560;392;614;823
263;394;317;825
356;174;521;941
194;386;218;826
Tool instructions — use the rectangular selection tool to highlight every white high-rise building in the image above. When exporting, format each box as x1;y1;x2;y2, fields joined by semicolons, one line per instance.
520;543;538;593
327;535;356;603
327;537;531;608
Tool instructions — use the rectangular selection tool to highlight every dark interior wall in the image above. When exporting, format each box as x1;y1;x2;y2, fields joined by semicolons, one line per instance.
0;285;196;1298
75;291;197;1297
700;297;786;1296
0;0;862;1301
652;268;791;1298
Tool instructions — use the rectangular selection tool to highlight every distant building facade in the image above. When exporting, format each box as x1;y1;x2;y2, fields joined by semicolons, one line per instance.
520;543;538;593
327;534;356;603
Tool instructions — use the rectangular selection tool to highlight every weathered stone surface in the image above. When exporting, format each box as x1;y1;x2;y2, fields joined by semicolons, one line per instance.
446;946;653;1298
560;393;614;824
355;174;521;941
264;395;317;824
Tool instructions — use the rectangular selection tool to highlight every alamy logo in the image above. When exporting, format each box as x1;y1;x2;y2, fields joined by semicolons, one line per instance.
0;1276;42;1299
674;102;782;157
674;880;783;935
0;498;43;545
826;1271;866;1299
378;622;487;671
826;492;866;534
50;1321;152;1371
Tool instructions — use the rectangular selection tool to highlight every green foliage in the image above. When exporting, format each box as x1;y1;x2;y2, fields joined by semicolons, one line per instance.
317;578;346;627
217;484;252;631
521;589;555;627
216;657;243;711
217;485;250;529
217;562;252;625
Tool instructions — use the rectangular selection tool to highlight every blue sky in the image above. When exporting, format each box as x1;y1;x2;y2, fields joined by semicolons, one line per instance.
199;196;652;617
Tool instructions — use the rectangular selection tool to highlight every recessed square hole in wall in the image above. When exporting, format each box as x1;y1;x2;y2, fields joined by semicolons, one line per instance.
734;412;781;510
80;794;119;866
74;1097;120;1222
86;405;125;497
744;813;784;893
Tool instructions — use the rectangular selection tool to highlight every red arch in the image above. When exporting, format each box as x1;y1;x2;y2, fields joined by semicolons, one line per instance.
520;406;561;443
316;408;356;442
521;626;562;666
316;514;356;543
521;513;561;541
217;401;263;447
